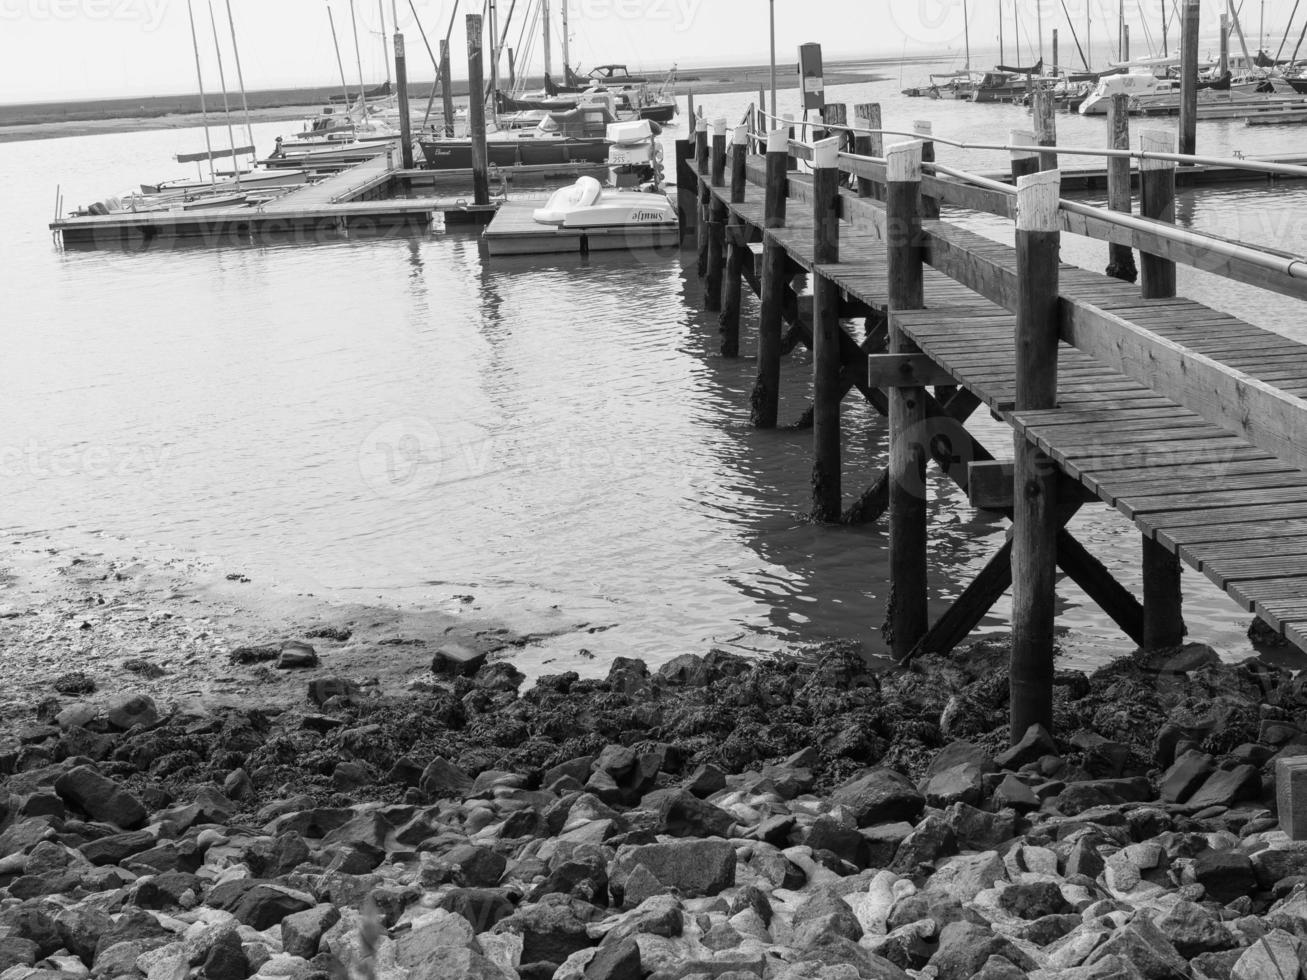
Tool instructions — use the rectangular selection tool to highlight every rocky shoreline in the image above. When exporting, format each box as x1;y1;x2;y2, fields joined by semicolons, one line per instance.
0;631;1305;980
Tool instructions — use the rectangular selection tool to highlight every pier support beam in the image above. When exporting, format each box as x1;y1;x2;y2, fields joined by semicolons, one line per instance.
705;119;728;313
751;127;790;429
695;117;709;276
1106;94;1138;283
885;140;929;658
1139;129;1178;299
853;103;884;200
394;31;414;170
811;136;844;523
1143;537;1186;649
1011;168;1062;743
720;125;749;356
439;39;455;136
674;139;696;239
465;14;490;207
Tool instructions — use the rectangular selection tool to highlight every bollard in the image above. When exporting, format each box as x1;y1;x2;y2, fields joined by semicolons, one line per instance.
1033;89;1058;171
854;103;884;200
695;116;709;276
885;139;928;659
913;121;939;220
1010;168;1062;743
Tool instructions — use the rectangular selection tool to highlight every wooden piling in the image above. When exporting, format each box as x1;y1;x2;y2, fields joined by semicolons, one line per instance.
1010;129;1039;181
811;136;844;523
913;121;939;220
695;116;709;276
1033;90;1058;171
1143;537;1185;649
394;32;414;169
784;114;798;172
751;127;790;429
705;119;728;313
1139;129;1178;299
886;140;929;659
1052;28;1059;73
465;14;490;207
853;103;883;200
720;124;749;357
1179;0;1200;157
674;139;696;238
1010;168;1062;743
1106;94;1138;283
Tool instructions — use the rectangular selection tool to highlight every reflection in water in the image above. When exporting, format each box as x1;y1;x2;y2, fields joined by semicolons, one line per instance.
6;65;1307;676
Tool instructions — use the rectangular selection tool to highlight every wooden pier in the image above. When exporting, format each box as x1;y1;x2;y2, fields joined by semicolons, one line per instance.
685;102;1307;738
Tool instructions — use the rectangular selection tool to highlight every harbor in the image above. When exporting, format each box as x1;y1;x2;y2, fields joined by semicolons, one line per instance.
14;2;1307;978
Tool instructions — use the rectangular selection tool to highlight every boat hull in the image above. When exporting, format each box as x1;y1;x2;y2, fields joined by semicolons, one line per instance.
419;137;609;169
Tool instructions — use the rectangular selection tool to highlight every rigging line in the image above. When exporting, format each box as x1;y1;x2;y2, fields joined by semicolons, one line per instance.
326;3;356;119
1059;0;1091;70
222;0;256;158
349;0;367;114
184;0;217;184
206;0;243;188
1275;0;1302;63
445;0;461;43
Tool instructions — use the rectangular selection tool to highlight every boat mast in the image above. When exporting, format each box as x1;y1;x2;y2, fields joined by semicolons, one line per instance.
561;0;570;76
1228;0;1255;71
1118;0;1125;61
349;0;367;110
542;0;552;79
327;5;355;113
378;0;391;84
999;1;1005;65
962;0;970;70
223;0;255;161
1161;0;1168;56
1036;0;1044;65
205;0;242;187
184;0;217;184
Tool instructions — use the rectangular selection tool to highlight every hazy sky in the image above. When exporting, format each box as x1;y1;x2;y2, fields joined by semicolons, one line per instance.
1;0;1302;102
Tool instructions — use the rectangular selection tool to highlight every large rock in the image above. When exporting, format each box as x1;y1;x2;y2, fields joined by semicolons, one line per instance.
53;766;147;829
1187;765;1261;809
420;758;474;800
207;880;316;930
929;922;1034;980
994;724;1056;770
491;893;603;966
1193;850;1257;906
281;904;341;959
1155;900;1235;959
1230;930;1303;980
104;693;160;731
1158;750;1215;804
610;840;736;903
1083;918;1188;980
791;887;864;948
830;769;924;827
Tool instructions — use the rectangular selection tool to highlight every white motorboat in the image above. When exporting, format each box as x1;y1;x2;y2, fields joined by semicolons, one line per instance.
1079;71;1178;114
532;175;676;229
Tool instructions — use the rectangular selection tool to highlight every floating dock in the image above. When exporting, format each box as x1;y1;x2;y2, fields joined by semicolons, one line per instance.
482;199;681;256
50;155;609;249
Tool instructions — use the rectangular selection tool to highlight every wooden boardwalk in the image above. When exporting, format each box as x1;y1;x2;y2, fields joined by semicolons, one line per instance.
685;122;1307;671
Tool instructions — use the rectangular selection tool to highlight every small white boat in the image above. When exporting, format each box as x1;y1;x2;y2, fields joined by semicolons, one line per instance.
532;176;676;229
1079;72;1178;114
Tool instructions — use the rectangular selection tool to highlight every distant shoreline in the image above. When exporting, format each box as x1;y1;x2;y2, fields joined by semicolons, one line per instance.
0;58;913;144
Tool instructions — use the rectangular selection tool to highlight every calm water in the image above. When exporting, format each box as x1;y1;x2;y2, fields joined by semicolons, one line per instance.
6;59;1307;674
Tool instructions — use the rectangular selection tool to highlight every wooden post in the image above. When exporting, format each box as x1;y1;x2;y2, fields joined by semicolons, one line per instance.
705;119;728;313
1139;129;1178;299
853;103;883;200
720;124;749;357
885;140;928;659
1106;95;1138;283
1052;28;1059;72
821;102;847;144
784;113;798;172
674;139;696;238
1010;168;1062;743
811;135;844;523
439;39;455;136
686;90;695;122
1179;0;1200;157
394;32;414;169
465;14;490;207
912;121;939;220
1033;90;1058;171
1143;537;1185;649
695;116;709;276
1010;129;1039;181
752;127;790;429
